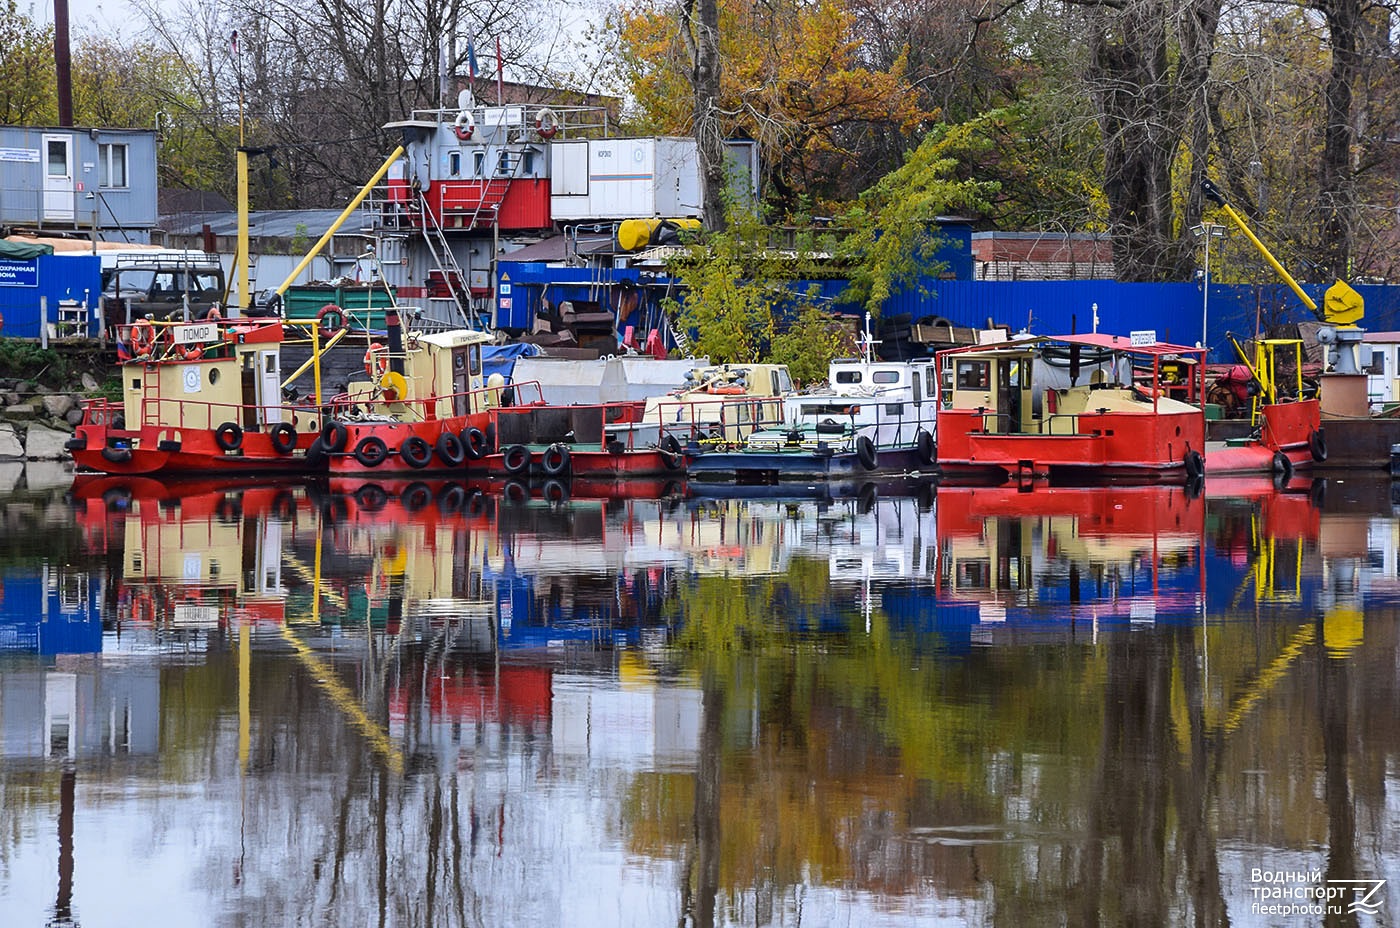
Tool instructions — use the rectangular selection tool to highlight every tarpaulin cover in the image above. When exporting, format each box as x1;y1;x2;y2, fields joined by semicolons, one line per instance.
0;239;54;259
482;342;541;383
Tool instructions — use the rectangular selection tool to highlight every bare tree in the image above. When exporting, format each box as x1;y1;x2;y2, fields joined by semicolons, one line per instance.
134;0;558;207
680;0;728;230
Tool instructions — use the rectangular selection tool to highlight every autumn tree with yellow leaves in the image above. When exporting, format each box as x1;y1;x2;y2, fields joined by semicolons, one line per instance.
608;0;934;218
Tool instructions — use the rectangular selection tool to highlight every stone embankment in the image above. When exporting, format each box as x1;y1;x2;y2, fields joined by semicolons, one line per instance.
0;372;99;461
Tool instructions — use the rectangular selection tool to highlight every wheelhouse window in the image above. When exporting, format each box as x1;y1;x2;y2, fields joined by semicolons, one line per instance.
98;143;128;188
448;150;463;177
473;151;486;177
872;370;900;384
956;360;990;390
835;370;862;385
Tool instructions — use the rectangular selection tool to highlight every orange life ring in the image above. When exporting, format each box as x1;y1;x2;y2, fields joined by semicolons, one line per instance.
708;384;745;395
130;319;156;356
364;342;389;379
206;307;222;322
317;304;347;340
453;110;476;142
177;342;203;361
535;107;560;139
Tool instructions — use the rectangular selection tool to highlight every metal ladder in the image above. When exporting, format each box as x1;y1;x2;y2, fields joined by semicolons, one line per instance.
667;313;696;359
415;191;478;329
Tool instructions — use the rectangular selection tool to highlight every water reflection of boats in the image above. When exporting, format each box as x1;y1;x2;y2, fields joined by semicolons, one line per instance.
68;474;305;632
932;484;1209;630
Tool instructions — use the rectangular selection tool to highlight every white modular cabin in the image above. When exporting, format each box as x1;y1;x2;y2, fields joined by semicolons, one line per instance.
549;138;702;221
0;126;158;236
1360;332;1400;411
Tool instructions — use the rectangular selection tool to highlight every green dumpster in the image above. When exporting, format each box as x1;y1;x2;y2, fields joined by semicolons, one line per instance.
284;284;397;332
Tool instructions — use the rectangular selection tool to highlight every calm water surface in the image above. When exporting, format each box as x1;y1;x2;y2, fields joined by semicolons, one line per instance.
1;466;1397;927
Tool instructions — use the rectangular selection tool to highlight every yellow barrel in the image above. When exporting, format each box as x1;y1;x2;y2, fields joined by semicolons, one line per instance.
616;219;661;252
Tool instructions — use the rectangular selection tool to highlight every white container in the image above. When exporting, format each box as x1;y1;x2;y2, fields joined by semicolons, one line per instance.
549;137;701;221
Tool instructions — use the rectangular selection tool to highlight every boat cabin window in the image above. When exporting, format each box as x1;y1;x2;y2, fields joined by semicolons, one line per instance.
470;347;481;376
497;152;515;175
448;150;463;176
1367;349;1385;375
956;360;990;390
835;371;862;385
799;404;856;417
872;370;900;384
473;151;486;177
772;369;793;393
884;403;903;415
926;368;939;394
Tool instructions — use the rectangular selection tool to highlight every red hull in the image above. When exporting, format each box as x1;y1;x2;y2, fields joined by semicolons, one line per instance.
1204;399;1324;476
937;408;1205;484
325;416;481;478
70;420;322;476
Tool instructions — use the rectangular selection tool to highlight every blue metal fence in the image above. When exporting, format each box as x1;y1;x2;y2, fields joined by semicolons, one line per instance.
0;255;102;339
496;260;1400;363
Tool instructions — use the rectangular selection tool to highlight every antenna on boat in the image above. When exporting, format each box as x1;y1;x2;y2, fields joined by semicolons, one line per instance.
861;313;880;362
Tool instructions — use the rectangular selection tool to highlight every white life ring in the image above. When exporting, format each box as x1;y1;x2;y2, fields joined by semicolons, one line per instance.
453;109;476;142
535;107;559;139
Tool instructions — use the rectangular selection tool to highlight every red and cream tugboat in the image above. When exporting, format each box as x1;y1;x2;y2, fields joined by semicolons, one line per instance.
68;316;331;475
935;331;1208;485
319;306;516;477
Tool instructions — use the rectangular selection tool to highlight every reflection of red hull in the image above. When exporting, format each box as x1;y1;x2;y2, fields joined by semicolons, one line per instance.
391;665;553;725
935;483;1206;538
69;473;306;509
1202;475;1322;541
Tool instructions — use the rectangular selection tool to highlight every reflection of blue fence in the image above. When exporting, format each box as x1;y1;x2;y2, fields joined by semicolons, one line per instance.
0;255;101;339
0;572;103;655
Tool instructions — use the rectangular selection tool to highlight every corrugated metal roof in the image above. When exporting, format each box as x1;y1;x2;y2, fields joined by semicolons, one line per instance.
159;209;374;240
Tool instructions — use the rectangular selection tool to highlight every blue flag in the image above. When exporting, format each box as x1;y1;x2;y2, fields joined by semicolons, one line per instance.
466;38;479;81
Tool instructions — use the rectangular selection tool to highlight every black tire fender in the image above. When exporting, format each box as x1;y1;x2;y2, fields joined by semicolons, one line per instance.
353;436;389;468
542;443;571;476
659;433;684;470
1184;449;1205;480
400;435;433;469
502;444;532;475
1309;429;1328;463
436;432;466;466
214;421;243;452
915;429;935;465
269;422;297;454
856;435;877;471
322;420;349;453
461;427;487;460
